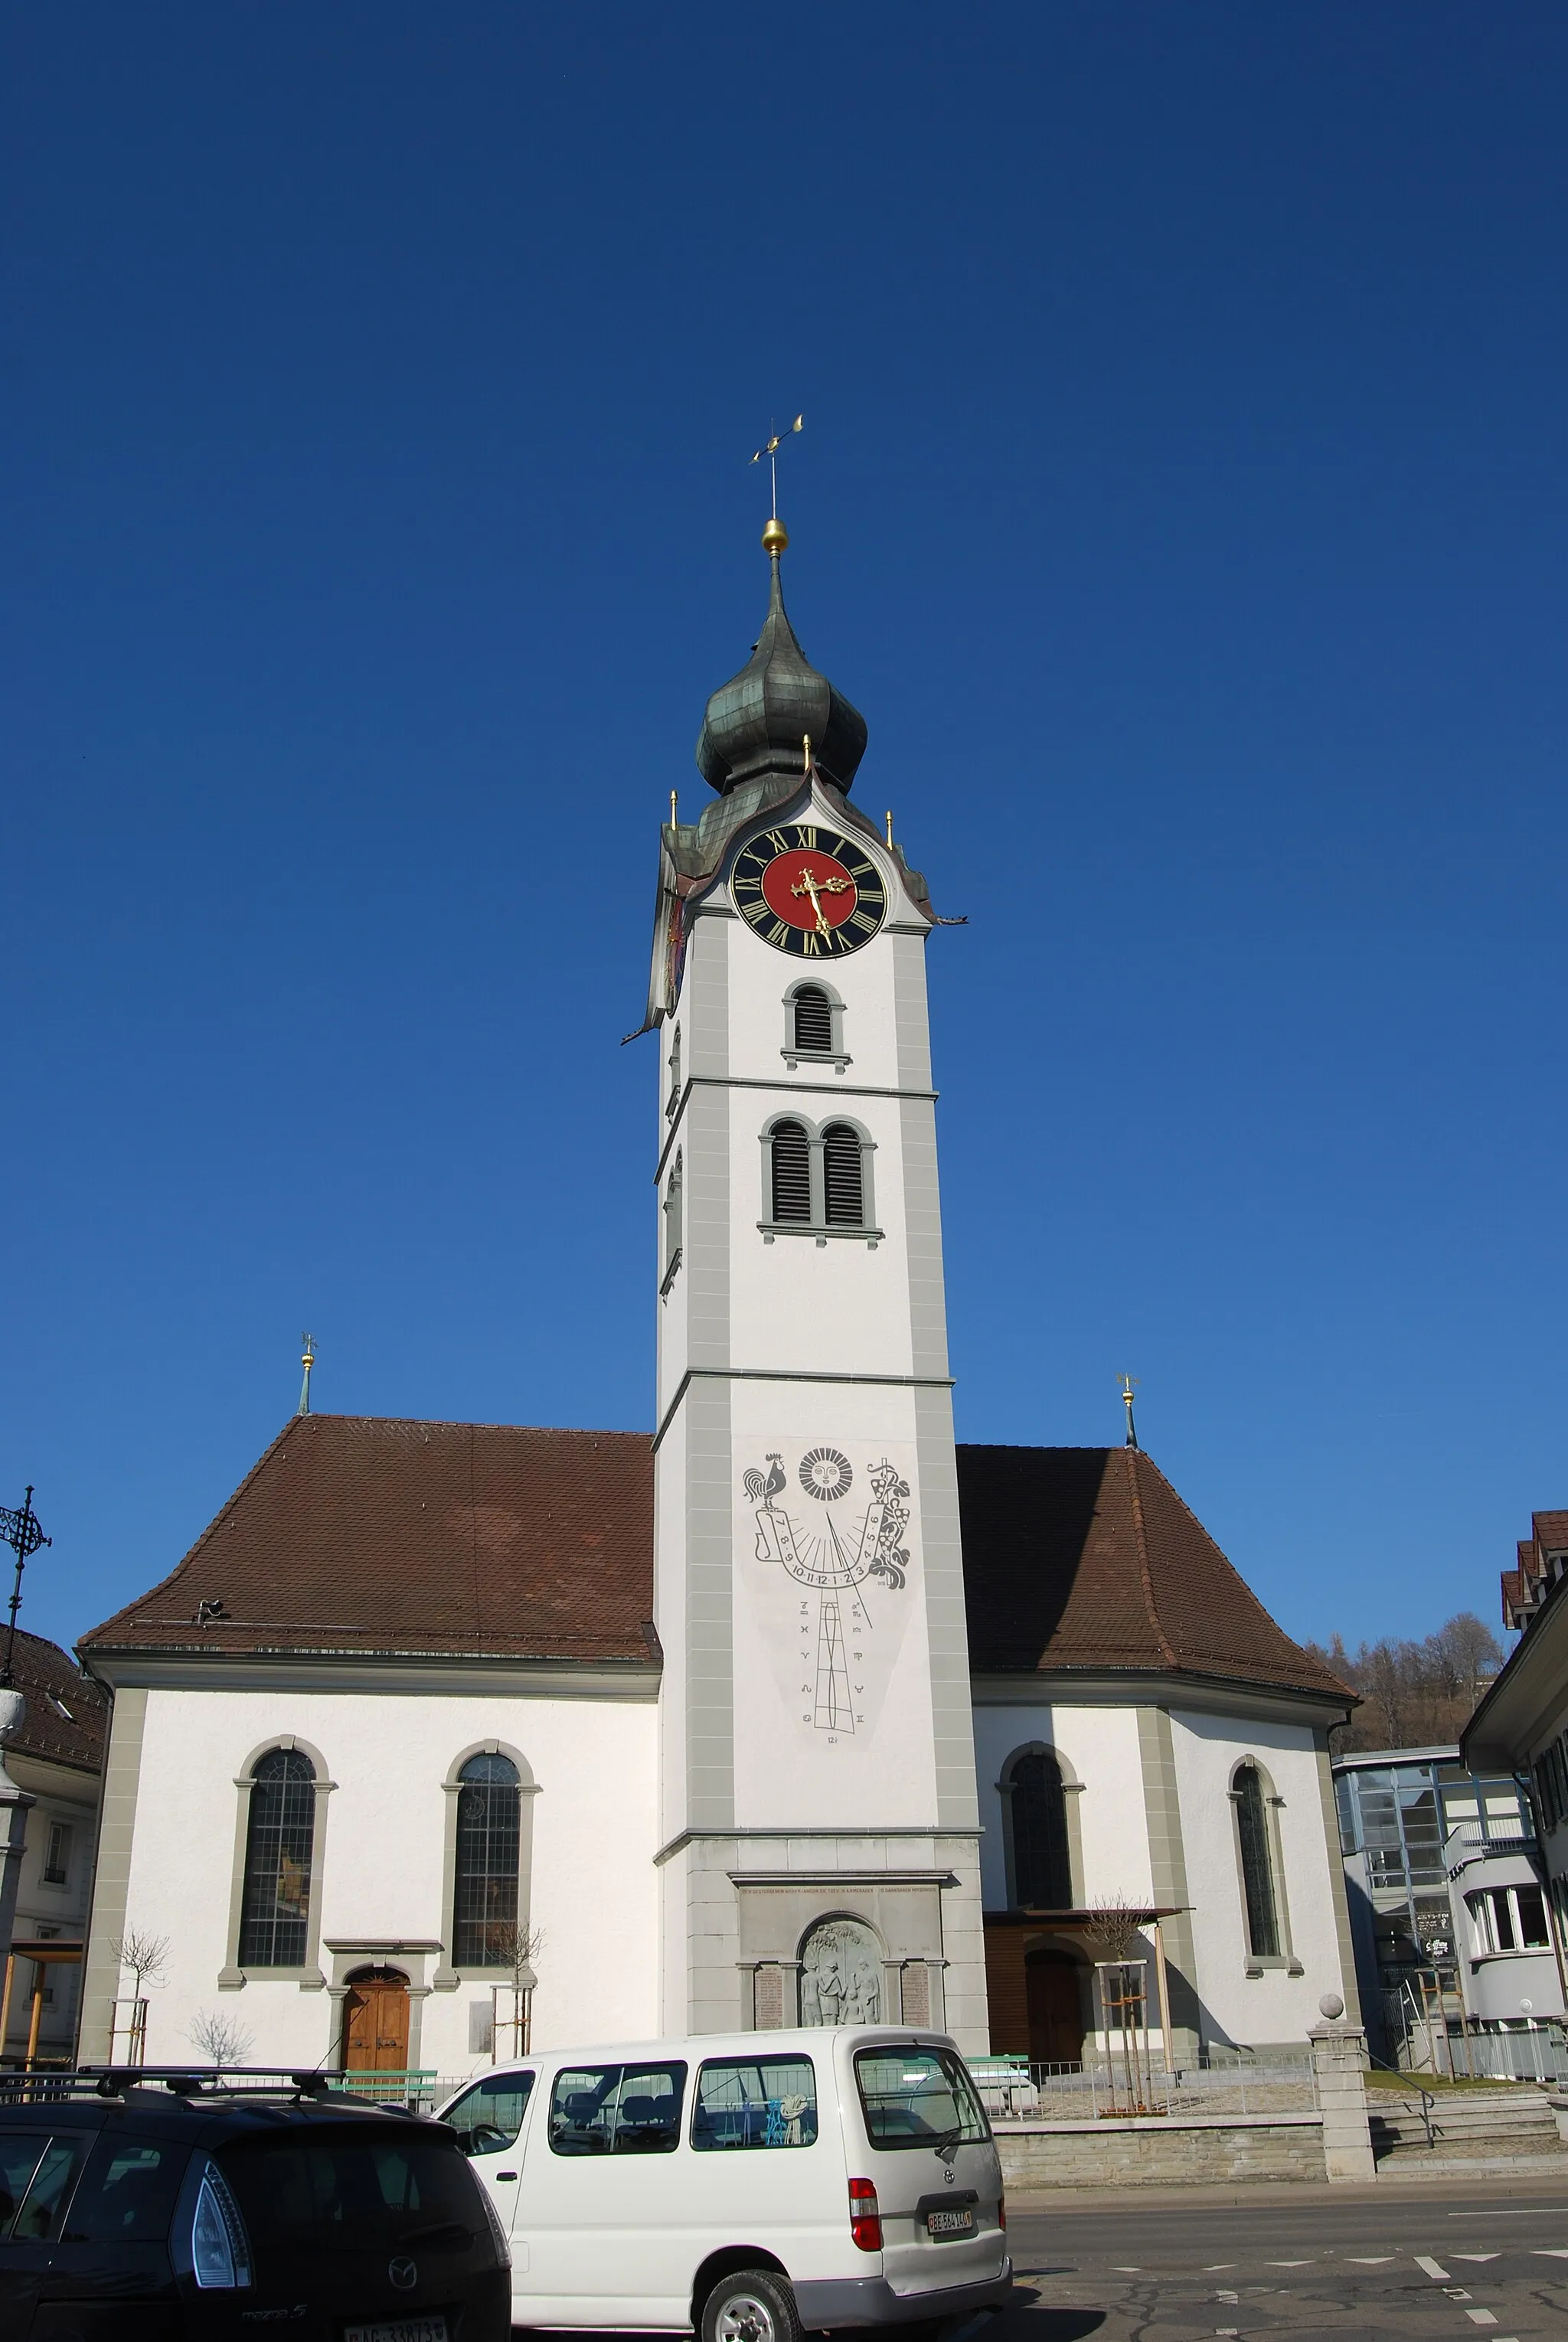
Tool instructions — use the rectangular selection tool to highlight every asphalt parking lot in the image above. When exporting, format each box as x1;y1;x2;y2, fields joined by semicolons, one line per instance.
996;2183;1568;2338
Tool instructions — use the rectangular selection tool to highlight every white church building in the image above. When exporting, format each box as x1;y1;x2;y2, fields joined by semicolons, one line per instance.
77;527;1360;2082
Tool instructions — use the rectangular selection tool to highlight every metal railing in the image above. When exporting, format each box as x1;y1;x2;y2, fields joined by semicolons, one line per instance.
0;2066;442;2109
973;2056;1319;2122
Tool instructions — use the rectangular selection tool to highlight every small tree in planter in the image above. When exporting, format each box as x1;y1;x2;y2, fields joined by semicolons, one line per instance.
109;1928;170;2066
1082;1899;1152;2115
482;1920;543;2058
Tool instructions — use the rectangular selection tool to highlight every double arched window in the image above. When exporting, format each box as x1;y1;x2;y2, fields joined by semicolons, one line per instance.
452;1752;522;1965
662;1150;684;1290
237;1748;317;1967
762;1115;877;1242
1002;1747;1074;1910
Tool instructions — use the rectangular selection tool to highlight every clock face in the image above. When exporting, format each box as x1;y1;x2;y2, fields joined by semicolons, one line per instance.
730;822;887;958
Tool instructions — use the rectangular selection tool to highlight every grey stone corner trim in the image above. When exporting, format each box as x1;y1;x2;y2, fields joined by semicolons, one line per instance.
653;1365;956;1452
1135;1705;1201;2063
1312;1728;1364;2026
77;1685;149;2064
654;1824;982;1867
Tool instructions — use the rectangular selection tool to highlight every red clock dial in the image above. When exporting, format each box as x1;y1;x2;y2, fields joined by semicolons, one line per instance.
730;824;888;959
761;848;858;933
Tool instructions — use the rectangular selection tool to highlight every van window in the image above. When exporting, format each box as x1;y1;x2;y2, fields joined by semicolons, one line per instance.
548;2063;687;2156
64;2135;189;2241
443;2072;535;2157
692;2057;818;2152
854;2047;990;2151
0;2135;49;2237
219;2137;482;2252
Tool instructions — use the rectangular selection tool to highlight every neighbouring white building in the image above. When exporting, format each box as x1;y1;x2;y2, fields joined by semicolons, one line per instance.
77;527;1360;2082
1;1628;108;2067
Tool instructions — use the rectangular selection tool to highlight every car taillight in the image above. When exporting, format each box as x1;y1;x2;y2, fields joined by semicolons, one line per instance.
998;2190;1007;2231
191;2161;252;2290
849;2177;883;2252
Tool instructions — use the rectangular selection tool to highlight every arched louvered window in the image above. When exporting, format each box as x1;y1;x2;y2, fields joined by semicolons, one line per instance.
822;1123;865;1226
238;1749;316;1966
453;1752;521;1965
792;985;834;1054
1233;1763;1280;1958
770;1121;812;1222
1008;1749;1073;1909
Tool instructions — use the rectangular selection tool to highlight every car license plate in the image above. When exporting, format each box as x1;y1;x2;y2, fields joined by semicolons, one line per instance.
926;2206;975;2237
343;2321;448;2342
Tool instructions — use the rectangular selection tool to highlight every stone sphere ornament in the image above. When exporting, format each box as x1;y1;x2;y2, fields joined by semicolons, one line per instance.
1318;1993;1344;2020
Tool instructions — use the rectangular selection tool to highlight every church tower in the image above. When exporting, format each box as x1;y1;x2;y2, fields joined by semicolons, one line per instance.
648;521;987;2046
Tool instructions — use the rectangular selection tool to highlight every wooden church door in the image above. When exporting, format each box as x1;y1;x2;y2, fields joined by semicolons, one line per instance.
343;1967;410;2072
1025;1950;1086;2067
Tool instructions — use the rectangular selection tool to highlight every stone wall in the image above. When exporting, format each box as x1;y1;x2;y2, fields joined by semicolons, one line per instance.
997;2114;1326;2191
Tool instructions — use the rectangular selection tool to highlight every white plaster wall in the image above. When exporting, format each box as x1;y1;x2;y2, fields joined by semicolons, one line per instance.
652;1404;690;1844
1169;1709;1347;2050
970;1705;1153;1909
121;1685;658;2079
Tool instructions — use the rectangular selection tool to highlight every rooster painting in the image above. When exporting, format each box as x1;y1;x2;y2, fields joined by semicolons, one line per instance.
742;1454;786;1507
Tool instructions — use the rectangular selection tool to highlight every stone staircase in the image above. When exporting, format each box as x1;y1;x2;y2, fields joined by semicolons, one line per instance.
1370;2084;1568;2176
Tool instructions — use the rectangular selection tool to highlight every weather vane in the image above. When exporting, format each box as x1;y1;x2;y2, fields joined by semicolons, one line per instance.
1119;1375;1139;1451
750;414;803;523
298;1333;316;1418
0;1487;51;1685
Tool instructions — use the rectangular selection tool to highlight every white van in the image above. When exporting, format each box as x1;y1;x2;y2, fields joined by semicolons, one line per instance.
436;2027;1011;2340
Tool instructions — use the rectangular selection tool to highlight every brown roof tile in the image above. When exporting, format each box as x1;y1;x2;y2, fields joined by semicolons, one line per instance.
1534;1512;1568;1553
956;1445;1351;1700
80;1416;655;1664
1;1628;109;1772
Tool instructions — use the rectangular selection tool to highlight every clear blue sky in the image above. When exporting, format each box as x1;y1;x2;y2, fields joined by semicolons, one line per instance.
5;3;1565;1658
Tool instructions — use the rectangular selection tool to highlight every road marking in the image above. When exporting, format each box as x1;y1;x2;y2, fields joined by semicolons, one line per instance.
1535;2249;1568;2259
1346;2255;1396;2263
1267;2259;1312;2265
1416;2255;1452;2279
1453;2254;1501;2262
1465;2314;1498;2327
1110;2265;1141;2272
1201;2263;1235;2270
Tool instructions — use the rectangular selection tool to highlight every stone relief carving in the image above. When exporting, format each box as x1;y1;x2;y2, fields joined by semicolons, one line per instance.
799;1917;882;2026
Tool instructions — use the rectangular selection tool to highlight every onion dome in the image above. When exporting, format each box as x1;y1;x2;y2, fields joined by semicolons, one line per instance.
695;527;868;795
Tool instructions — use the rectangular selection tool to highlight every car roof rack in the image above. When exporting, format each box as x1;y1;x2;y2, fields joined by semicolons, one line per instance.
0;2067;402;2109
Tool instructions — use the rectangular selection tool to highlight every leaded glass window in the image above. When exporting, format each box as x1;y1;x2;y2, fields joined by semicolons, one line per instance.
1009;1749;1072;1909
238;1749;315;1967
1234;1763;1280;1959
453;1752;521;1965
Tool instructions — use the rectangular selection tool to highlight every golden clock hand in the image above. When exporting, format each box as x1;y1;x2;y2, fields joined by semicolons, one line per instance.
791;867;831;936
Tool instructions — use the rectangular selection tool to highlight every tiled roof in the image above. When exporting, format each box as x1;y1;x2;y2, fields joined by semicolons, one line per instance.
80;1420;1346;1702
79;1416;655;1664
957;1445;1351;1700
1;1628;109;1772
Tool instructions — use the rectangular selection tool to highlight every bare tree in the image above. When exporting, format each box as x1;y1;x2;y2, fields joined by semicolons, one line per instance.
188;2007;254;2069
1081;1899;1150;2109
111;1927;170;2000
1304;1610;1504;1755
483;1920;544;2056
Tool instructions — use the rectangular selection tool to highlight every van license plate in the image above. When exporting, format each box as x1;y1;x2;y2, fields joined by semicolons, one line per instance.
343;2321;448;2342
926;2207;975;2237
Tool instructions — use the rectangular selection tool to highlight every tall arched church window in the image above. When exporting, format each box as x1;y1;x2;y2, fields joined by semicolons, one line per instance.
453;1752;521;1965
1233;1763;1280;1959
770;1121;812;1223
792;985;833;1055
238;1749;316;1966
1008;1749;1072;1909
822;1124;866;1227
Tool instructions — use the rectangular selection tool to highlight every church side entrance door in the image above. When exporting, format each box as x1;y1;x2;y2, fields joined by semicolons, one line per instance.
1025;1950;1085;2067
343;1966;410;2073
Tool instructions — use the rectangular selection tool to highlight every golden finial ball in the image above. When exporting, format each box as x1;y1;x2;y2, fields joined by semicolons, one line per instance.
762;516;789;556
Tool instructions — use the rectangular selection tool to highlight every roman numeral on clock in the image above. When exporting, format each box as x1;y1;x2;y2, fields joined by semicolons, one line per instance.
848;909;878;933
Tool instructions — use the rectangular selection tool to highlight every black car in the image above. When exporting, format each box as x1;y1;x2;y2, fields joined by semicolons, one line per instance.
0;2069;511;2342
